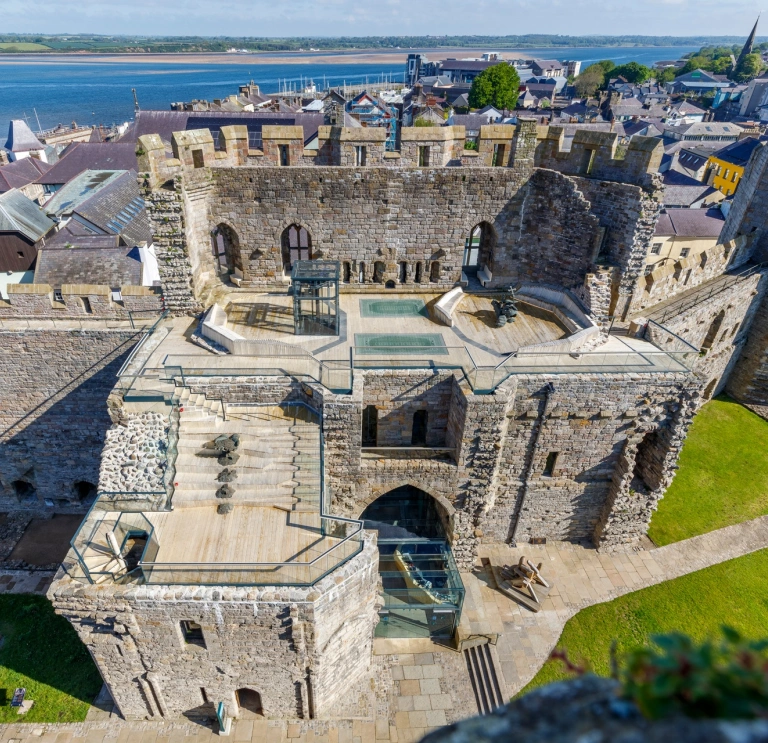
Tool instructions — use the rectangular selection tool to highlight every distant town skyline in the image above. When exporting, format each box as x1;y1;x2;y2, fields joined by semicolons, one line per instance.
3;0;766;39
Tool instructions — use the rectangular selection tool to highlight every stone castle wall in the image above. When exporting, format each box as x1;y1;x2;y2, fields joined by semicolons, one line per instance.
727;289;768;406
0;329;139;508
48;534;379;720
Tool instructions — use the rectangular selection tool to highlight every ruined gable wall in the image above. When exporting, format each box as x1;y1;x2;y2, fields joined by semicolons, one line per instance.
0;329;139;508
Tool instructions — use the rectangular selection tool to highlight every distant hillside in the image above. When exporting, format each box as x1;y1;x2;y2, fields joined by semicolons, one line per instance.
0;34;765;54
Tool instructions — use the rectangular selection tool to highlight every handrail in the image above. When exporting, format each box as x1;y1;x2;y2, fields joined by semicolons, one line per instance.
117;309;169;378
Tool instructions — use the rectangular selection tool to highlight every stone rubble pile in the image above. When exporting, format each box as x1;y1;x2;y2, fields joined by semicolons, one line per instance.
99;413;169;493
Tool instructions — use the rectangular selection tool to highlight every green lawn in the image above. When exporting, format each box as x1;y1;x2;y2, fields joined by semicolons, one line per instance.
0;596;102;722
520;549;768;695
648;396;768;546
0;42;52;51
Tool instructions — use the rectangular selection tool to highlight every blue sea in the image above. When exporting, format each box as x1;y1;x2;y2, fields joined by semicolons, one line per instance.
0;46;699;134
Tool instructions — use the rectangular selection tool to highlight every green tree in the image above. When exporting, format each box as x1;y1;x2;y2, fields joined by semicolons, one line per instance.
595;60;616;76
610;61;652;84
656;67;676;84
468;63;521;110
733;52;763;82
574;63;606;97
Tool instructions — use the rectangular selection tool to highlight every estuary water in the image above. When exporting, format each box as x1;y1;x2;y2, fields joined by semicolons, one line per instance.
0;46;698;135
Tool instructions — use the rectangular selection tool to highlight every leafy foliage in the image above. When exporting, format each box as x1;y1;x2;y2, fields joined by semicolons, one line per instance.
574;64;607;97
657;67;677;84
468;63;521;110
621;628;768;720
733;52;764;82
610;61;652;84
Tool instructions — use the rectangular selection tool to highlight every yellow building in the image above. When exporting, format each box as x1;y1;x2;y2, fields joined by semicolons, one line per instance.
707;137;764;196
646;207;725;273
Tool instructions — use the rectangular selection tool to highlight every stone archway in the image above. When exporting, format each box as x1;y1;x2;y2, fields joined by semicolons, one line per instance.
463;221;497;273
359;484;452;540
234;688;263;718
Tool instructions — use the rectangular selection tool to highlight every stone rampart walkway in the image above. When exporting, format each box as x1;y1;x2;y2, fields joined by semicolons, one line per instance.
0;517;766;743
471;514;768;696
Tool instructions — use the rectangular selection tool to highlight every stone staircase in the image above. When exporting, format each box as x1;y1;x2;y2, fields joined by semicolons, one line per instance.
173;390;322;512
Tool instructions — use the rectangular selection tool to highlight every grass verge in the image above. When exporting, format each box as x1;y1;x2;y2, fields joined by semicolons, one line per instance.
0;595;102;722
520;549;768;696
648;396;768;546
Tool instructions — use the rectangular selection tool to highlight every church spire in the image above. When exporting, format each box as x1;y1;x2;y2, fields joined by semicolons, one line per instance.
737;15;760;67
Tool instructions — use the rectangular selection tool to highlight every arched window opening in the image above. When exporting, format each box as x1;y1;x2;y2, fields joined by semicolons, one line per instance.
362;405;378;446
212;224;243;276
373;261;385;283
235;688;263;718
399;261;408;284
12;480;36;503
429;261;440;283
414;262;423;283
385;279;396;289
411;410;428;446
281;224;312;274
463;222;496;272
702;310;725;350
342;261;351;283
359;262;366;284
73;480;97;502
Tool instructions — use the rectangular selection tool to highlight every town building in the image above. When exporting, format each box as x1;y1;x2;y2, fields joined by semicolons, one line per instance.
646;208;725;271
707;137;765;196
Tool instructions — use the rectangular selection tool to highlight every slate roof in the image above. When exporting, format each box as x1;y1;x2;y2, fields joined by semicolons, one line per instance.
447;114;486;132
73;171;151;246
712;136;765;167
654;208;725;238
34;246;143;287
0;157;52;193
45;170;126;218
0;189;55;241
119;110;324;148
439;59;498;72
3;120;45;153
36;143;138;186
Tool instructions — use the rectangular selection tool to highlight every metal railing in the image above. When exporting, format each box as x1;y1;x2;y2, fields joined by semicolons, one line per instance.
646;262;765;324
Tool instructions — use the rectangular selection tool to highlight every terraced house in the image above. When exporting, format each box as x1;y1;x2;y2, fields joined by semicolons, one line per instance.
2;118;766;722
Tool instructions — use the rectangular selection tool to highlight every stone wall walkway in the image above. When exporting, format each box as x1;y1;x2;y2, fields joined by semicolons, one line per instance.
1;517;766;743
471;514;768;696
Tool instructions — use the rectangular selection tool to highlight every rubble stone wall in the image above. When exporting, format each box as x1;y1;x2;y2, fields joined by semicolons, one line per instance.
728;288;768;406
0;329;139;507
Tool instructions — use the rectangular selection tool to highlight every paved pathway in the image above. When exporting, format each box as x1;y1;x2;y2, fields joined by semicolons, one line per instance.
470;514;768;695
1;517;766;743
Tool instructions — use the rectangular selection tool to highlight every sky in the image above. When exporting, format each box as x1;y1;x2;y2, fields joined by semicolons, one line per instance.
3;0;765;38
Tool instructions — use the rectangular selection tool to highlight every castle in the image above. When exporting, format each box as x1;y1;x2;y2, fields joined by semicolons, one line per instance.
1;118;765;721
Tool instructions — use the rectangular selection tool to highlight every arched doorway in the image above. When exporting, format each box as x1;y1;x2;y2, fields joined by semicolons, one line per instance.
212;224;243;277
360;486;464;641
463;222;496;276
281;224;312;274
235;688;263;718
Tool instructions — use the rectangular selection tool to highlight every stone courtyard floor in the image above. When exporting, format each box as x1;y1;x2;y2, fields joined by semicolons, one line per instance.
1;515;766;743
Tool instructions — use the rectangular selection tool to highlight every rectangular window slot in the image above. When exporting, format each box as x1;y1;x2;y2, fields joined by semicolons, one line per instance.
279;144;290;166
191;149;204;169
418;146;430;167
181;620;206;648
355;145;367;166
543;451;559;477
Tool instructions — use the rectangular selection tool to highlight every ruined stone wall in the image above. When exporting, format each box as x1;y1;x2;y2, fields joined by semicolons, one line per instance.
49;534;379;720
644;271;767;400
493;169;599;291
490;373;697;547
141;176;205;315
720;139;768;265
572;176;663;319
0;329;139;507
361;371;454;447
728;288;768;406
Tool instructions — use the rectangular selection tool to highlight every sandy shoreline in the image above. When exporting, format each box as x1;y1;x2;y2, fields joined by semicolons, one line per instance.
0;46;646;66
